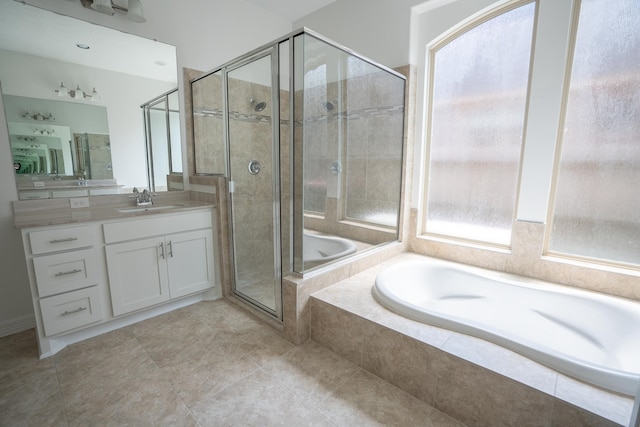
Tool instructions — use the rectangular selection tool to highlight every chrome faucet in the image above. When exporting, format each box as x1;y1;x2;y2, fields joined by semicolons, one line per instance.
130;187;153;206
140;189;152;206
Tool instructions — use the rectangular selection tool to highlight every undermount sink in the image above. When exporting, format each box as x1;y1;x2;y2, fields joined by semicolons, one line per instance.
117;204;183;213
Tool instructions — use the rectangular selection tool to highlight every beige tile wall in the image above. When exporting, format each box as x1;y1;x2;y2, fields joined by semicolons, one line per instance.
399;56;640;303
280;64;415;344
409;211;640;302
191;69;225;175
299;68;405;246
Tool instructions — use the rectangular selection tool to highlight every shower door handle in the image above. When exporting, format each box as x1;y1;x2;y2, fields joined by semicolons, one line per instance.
248;160;262;175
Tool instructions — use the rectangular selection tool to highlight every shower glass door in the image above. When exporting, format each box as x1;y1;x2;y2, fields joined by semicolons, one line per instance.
227;50;282;318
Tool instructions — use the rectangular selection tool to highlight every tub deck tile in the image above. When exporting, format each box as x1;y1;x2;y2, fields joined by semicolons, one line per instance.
310;252;634;427
441;332;557;395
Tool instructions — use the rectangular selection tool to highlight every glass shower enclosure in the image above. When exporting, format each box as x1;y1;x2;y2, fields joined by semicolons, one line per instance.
141;89;183;192
191;30;406;321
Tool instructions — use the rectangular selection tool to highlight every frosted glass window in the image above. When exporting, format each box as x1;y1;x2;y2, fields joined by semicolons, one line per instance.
424;3;535;245
549;0;640;265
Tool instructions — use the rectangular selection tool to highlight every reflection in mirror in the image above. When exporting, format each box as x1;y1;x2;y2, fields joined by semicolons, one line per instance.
6;95;111;179
294;34;405;272
0;1;179;199
142;88;182;192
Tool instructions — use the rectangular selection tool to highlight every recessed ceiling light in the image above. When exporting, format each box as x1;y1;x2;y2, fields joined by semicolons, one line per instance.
76;43;90;49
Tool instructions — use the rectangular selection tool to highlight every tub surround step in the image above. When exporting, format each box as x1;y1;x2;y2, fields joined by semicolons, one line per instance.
309;252;633;427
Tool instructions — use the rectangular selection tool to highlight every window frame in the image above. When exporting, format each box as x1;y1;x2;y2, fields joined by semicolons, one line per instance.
543;0;640;270
419;0;538;250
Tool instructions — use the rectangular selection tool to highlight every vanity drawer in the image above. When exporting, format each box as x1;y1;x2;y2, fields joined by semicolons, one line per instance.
33;248;99;297
51;189;89;198
103;210;212;243
29;225;96;255
39;286;103;336
19;191;50;200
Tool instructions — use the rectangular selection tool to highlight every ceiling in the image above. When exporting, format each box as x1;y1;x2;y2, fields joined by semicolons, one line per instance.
0;0;335;84
243;0;336;21
0;1;177;83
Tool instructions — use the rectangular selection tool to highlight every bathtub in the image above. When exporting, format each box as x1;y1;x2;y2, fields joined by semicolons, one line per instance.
303;232;357;264
373;258;640;395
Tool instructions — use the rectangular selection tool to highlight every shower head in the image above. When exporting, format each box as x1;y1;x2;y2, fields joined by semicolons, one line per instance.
251;99;267;112
323;101;334;111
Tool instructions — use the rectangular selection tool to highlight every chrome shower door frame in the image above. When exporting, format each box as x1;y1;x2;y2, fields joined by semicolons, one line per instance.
225;47;283;320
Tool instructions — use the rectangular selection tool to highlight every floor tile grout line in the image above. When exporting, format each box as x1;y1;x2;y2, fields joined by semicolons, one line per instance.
50;356;71;427
2;302;466;426
251;364;340;426
126;323;204;426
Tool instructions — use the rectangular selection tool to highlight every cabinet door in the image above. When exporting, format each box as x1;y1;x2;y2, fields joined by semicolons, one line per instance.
105;237;170;316
166;229;215;299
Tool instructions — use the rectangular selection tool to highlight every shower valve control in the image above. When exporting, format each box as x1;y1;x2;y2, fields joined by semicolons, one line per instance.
248;160;262;175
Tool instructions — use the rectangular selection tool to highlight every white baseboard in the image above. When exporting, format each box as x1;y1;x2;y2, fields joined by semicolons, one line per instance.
0;314;36;337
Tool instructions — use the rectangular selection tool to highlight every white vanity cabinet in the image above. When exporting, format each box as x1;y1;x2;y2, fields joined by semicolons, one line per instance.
17;203;219;358
104;211;215;316
24;224;105;337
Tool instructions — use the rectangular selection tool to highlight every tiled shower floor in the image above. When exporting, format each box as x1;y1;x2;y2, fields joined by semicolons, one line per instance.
0;299;464;426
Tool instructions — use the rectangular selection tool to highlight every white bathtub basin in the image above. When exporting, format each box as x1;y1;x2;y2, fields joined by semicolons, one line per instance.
373;258;640;395
303;232;357;264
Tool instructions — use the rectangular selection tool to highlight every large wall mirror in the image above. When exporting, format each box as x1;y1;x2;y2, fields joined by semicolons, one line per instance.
0;1;179;199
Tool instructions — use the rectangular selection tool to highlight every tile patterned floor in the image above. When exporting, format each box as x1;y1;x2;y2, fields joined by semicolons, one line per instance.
0;299;465;427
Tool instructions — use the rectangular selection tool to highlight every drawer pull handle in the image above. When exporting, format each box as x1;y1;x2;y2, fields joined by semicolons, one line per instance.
61;306;88;316
50;237;79;244
54;269;83;277
167;241;173;258
159;242;165;259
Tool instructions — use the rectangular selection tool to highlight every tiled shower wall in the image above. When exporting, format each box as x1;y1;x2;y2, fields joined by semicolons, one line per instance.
81;133;113;180
191;72;225;175
226;77;276;284
299;69;404;245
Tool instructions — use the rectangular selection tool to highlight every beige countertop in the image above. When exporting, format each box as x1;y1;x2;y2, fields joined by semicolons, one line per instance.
13;192;215;229
16;178;122;191
18;184;123;192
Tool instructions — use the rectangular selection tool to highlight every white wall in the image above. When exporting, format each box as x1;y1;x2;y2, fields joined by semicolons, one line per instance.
0;91;33;334
0;0;292;334
294;0;425;68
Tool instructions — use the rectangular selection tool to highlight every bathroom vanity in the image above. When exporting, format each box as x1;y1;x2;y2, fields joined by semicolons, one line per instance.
14;194;219;357
16;178;123;200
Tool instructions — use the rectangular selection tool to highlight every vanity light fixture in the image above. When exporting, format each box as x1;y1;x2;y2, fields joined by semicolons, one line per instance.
33;128;56;136
79;0;146;23
17;136;38;142
56;82;100;102
22;111;55;121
